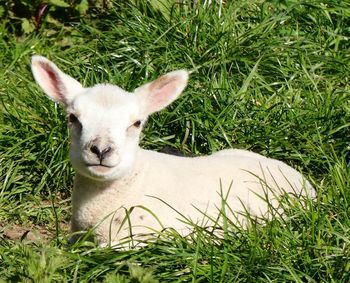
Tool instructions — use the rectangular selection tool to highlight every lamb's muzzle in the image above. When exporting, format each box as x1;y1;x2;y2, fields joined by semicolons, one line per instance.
31;55;316;246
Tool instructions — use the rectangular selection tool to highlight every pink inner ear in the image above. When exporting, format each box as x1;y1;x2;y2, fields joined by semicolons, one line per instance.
36;62;66;104
148;77;178;112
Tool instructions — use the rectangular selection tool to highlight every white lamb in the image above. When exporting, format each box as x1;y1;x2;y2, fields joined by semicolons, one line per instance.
31;56;316;246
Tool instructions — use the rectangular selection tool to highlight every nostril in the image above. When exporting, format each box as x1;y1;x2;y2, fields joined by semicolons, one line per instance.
102;146;112;155
90;145;112;162
90;145;101;157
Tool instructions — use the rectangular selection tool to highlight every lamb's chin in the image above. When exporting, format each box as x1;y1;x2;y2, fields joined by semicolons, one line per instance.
80;165;130;182
88;165;113;174
85;166;118;180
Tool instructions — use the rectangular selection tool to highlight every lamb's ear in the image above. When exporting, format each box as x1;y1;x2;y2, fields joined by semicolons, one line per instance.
31;56;83;107
135;70;189;115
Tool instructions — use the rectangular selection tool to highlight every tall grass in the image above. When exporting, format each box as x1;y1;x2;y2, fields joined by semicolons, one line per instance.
0;0;349;281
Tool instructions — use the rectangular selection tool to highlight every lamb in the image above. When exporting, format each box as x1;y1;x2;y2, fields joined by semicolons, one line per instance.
31;56;316;246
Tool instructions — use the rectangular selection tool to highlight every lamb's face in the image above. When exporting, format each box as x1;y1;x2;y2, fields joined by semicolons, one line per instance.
31;55;188;181
67;85;145;181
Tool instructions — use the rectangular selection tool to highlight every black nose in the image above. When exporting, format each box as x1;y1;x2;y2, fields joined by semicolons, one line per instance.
90;145;112;162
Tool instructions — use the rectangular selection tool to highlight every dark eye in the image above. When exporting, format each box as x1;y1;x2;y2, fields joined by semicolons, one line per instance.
132;120;142;128
68;113;79;124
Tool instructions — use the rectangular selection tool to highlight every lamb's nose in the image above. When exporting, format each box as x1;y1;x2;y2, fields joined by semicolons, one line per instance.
90;145;112;161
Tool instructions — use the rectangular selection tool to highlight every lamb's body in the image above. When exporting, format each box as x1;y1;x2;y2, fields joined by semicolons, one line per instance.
31;56;316;246
72;148;314;243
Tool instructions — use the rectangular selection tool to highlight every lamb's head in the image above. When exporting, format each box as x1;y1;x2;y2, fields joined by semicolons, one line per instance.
31;56;188;181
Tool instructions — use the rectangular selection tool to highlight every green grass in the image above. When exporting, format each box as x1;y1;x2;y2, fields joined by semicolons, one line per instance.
0;0;350;281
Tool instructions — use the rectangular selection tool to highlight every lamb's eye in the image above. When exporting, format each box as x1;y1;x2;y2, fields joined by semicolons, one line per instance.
68;113;79;124
132;120;142;128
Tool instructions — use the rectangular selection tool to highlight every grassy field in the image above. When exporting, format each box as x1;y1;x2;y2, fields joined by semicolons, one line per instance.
0;0;350;281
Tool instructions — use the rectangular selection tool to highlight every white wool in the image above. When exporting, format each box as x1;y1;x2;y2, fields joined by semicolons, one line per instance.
31;56;316;245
